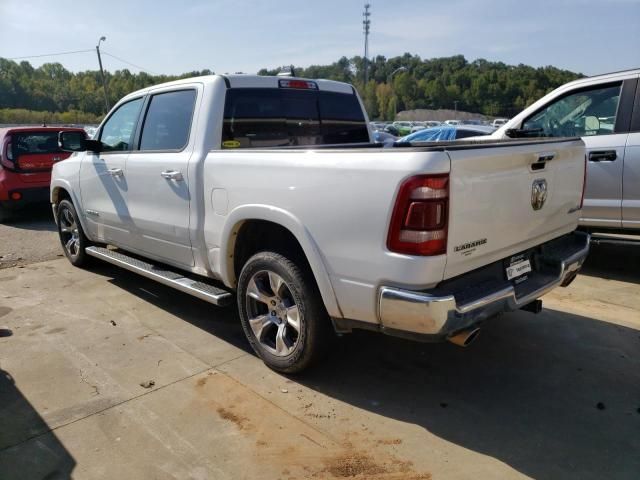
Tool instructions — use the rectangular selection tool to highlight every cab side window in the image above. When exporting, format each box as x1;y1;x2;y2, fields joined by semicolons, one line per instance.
139;90;197;151
522;83;622;137
99;98;143;151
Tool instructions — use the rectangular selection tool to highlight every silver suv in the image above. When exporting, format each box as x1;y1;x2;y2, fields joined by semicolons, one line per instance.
494;68;640;237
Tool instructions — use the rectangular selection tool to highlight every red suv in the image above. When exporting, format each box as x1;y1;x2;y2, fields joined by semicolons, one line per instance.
0;127;86;221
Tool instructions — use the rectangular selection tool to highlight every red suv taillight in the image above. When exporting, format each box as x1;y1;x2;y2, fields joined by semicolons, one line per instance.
0;135;14;170
387;174;449;256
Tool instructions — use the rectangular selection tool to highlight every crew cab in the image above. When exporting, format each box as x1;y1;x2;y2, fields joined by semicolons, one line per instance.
493;68;640;236
51;75;589;373
0;126;86;222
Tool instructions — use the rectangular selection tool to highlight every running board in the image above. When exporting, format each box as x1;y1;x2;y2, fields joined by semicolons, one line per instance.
85;246;233;306
590;234;640;247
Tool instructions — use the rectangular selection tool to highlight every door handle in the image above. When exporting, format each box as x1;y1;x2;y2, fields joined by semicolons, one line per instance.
107;167;124;177
160;170;184;181
589;150;617;162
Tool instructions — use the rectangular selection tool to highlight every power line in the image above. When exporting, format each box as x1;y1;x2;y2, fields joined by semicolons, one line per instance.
101;51;158;75
7;49;94;60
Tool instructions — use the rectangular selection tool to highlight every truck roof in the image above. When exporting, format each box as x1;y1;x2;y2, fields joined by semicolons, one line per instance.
120;74;355;103
0;126;85;141
563;67;640;90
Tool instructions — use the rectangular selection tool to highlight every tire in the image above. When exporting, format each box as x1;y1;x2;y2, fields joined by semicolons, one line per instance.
56;199;92;267
237;251;331;374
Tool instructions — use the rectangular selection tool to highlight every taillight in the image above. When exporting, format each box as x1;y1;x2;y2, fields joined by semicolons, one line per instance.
278;79;318;90
387;174;449;256
579;154;587;209
0;135;14;170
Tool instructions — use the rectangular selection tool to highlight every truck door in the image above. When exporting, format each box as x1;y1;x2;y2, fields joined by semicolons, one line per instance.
124;88;198;268
79;97;144;245
520;80;631;229
623;79;640;229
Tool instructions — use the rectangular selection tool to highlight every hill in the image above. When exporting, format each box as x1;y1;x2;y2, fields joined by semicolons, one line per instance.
0;53;582;123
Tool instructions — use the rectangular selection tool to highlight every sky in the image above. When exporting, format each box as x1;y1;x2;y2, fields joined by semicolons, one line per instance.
1;0;638;76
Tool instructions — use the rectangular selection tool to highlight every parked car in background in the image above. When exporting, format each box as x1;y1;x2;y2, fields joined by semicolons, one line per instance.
492;118;509;128
384;124;401;136
444;120;460;126
83;125;99;138
392;121;413;136
0;126;86;221
372;130;397;145
493;68;640;236
398;125;496;142
425;121;442;128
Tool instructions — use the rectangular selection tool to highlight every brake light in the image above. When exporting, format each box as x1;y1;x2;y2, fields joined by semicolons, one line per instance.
0;135;14;170
579;154;587;209
387;174;449;256
278;79;318;90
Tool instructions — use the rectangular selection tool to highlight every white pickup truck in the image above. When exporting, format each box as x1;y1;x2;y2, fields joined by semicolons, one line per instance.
52;74;590;373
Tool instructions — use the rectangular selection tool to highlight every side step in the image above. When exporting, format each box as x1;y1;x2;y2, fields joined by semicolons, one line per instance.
590;233;640;247
85;246;233;306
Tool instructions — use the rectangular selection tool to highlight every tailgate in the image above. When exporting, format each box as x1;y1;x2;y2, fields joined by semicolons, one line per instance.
444;139;585;279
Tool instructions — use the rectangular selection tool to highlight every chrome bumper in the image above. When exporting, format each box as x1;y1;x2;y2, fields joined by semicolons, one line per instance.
378;231;590;338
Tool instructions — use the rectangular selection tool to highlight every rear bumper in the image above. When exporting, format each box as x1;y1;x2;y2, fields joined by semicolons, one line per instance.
0;186;50;210
378;231;590;339
0;169;51;208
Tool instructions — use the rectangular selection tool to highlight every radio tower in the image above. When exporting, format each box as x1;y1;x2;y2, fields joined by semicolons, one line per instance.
363;3;371;84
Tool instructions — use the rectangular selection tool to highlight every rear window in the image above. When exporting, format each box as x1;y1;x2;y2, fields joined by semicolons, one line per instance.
222;88;369;148
12;132;61;156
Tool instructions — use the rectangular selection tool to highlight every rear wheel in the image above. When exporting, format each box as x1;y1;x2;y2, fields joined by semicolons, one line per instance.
56;199;92;267
237;251;331;373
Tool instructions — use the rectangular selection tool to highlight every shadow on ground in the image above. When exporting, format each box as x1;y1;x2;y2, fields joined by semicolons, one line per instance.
580;242;640;284
1;205;56;232
0;368;76;479
87;246;640;480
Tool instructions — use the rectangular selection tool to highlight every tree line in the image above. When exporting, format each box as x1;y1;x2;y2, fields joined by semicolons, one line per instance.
0;54;582;123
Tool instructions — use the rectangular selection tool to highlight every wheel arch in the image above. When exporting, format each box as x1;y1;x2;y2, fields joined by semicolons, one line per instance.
50;181;93;242
219;205;342;319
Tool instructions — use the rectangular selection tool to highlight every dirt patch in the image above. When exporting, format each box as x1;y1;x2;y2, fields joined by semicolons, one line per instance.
377;438;402;446
196;377;208;387
216;407;248;430
323;451;388;477
0;306;12;318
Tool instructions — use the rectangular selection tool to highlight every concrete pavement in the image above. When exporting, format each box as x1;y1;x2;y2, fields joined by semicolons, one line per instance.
0;243;639;479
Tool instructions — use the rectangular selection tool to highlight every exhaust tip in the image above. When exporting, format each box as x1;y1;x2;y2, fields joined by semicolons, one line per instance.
447;327;480;347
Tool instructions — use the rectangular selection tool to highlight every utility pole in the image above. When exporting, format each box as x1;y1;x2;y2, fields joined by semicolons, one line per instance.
388;66;407;120
96;36;110;114
454;100;459;119
362;3;371;85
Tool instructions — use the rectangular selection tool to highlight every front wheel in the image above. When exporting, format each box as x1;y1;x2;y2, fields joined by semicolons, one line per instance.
237;251;331;373
56;199;92;267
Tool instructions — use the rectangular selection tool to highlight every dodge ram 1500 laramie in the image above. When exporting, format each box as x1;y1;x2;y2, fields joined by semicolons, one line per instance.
52;74;590;372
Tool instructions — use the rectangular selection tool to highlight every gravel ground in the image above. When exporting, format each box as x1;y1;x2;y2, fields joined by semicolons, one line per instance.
0;205;61;269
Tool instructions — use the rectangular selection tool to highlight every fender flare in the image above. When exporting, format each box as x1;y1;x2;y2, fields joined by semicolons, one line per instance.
219;204;342;319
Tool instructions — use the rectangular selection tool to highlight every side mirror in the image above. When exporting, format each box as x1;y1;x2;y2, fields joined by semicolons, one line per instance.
58;131;101;153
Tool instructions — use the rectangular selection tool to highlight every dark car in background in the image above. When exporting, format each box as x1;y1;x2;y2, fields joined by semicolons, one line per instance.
397;124;496;143
0;126;86;221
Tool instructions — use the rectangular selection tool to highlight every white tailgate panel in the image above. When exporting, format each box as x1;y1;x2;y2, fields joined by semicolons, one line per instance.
444;140;585;279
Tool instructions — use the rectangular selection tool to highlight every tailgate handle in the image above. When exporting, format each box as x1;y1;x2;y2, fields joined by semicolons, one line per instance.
536;152;555;163
589;150;617;162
